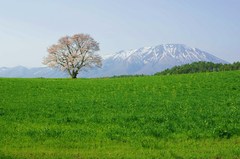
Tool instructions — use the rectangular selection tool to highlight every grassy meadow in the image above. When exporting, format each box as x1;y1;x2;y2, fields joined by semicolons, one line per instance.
0;71;240;158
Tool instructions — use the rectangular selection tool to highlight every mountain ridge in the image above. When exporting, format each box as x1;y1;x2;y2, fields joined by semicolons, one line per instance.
0;44;228;78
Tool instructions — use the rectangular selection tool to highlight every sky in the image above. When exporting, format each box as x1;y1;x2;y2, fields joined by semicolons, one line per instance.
0;0;239;67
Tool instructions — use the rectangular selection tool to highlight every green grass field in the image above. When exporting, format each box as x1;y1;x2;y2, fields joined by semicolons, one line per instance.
0;71;240;159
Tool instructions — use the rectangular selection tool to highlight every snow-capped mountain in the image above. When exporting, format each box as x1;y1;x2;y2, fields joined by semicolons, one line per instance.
90;44;227;77
0;44;227;78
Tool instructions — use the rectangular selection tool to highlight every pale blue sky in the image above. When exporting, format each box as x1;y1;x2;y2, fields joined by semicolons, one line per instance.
0;0;239;67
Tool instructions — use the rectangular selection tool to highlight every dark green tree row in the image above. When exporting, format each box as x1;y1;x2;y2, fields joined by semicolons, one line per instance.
155;61;240;75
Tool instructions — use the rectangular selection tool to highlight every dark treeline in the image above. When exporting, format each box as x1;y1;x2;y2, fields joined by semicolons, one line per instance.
110;74;146;78
155;61;240;75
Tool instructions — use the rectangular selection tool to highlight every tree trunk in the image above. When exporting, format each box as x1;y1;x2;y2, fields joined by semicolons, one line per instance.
72;75;77;79
71;71;78;79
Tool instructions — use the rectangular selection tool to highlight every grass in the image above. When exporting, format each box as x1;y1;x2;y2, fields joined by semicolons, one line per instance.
0;71;240;158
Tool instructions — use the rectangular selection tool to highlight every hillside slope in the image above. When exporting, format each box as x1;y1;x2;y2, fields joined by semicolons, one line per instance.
155;61;240;75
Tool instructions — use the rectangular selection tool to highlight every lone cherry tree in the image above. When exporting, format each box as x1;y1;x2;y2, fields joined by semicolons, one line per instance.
43;33;102;78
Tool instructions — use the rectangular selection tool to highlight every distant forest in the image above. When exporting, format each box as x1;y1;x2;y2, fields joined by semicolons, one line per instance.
155;61;240;75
